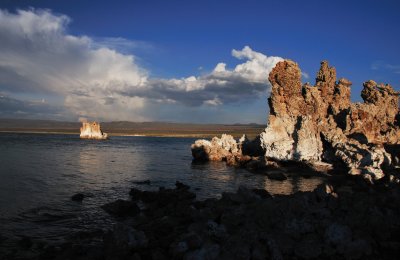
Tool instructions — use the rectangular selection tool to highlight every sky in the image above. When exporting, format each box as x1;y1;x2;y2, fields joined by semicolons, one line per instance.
0;0;399;123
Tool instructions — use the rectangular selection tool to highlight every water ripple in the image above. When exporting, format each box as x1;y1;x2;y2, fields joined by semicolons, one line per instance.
0;133;324;245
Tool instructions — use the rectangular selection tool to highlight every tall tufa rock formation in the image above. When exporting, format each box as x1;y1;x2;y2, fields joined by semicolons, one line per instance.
260;60;400;179
80;121;108;140
192;60;400;181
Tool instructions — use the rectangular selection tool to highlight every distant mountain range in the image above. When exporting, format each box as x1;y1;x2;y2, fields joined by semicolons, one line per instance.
0;118;265;138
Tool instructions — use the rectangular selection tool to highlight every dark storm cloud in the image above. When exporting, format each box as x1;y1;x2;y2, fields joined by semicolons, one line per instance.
0;94;65;119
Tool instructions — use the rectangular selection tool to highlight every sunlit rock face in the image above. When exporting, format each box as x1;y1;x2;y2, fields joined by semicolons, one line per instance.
192;60;400;181
80;122;108;140
191;134;240;163
191;134;263;166
260;60;399;180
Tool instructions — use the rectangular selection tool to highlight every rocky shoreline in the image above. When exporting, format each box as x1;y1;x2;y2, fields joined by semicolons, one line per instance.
192;60;400;183
3;175;400;260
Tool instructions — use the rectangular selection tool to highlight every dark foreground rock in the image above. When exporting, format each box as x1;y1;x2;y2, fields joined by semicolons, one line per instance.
266;171;287;181
101;199;140;218
6;178;400;260
131;180;151;185
71;193;85;202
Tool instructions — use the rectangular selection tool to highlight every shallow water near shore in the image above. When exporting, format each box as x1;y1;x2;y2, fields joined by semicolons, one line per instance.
0;133;324;246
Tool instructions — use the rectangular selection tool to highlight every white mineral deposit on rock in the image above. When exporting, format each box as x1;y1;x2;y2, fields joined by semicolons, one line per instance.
192;60;400;181
80;121;108;140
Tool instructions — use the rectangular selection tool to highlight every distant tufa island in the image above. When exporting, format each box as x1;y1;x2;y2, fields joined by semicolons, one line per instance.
80;121;108;140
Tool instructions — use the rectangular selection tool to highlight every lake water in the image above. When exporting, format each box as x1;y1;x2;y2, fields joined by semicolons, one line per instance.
0;133;324;246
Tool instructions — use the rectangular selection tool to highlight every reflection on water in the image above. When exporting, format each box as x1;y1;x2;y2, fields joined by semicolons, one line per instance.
263;175;324;195
0;133;325;244
79;147;102;175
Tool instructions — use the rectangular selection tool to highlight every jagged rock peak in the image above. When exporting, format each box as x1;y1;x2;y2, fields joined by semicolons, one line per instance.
316;60;336;90
267;60;303;118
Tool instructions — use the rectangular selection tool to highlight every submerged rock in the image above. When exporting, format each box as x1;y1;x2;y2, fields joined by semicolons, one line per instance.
132;179;151;185
80;121;108;140
71;193;85;202
192;60;400;181
17;237;33;250
101;199;140;218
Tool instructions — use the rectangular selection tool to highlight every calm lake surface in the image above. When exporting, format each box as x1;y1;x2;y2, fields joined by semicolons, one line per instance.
0;133;324;245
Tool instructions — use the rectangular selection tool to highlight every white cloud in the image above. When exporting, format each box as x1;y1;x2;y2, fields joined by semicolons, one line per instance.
0;8;284;122
204;97;222;106
123;46;284;106
231;46;283;82
91;37;153;54
371;61;400;74
214;63;227;72
301;72;310;79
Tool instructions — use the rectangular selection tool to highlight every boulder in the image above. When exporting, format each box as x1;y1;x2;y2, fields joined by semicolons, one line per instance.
101;199;140;218
108;223;148;250
191;134;240;163
71;193;85;202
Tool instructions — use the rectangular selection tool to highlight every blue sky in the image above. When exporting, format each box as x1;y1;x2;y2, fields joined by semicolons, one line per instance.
0;0;399;123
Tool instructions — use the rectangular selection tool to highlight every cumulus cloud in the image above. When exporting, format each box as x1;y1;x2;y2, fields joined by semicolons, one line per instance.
121;46;283;106
0;8;283;122
0;9;148;120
